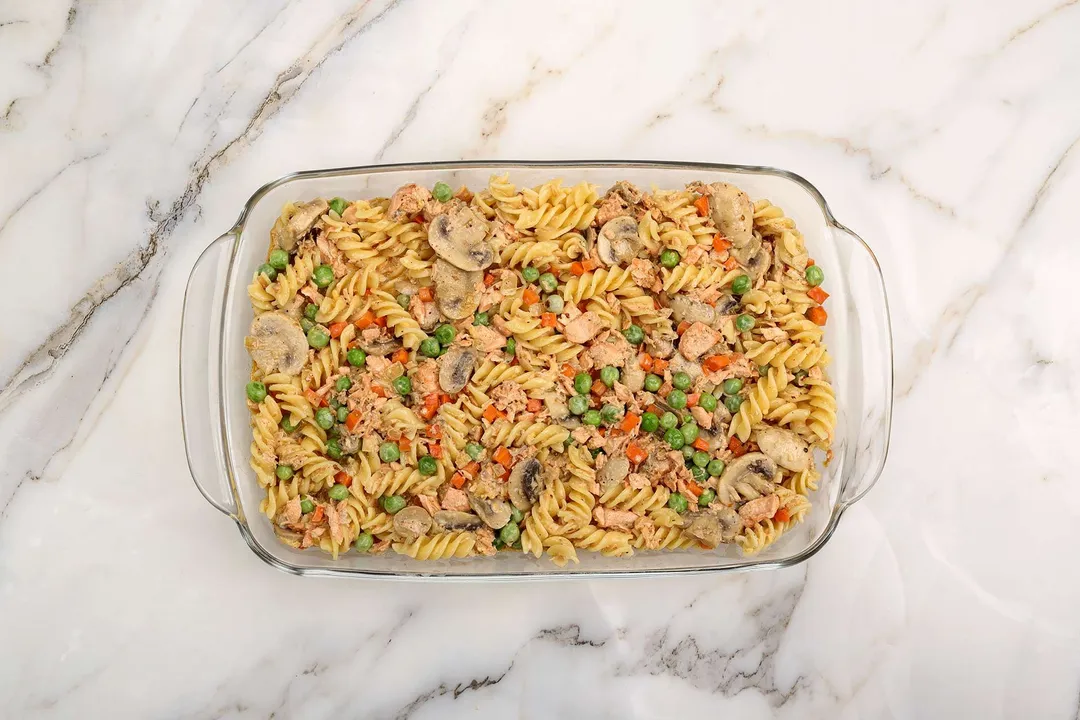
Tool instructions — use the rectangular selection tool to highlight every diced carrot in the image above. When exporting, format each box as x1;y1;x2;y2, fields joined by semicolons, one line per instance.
484;273;496;286
540;312;557;328
346;410;363;432
374;314;388;328
526;398;543;413
582;258;599;272
329;322;348;339
493;446;512;467
620;412;640;433
712;234;732;252
522;287;540;306
693;195;710;216
806;306;828;326
335;470;352;487
703;355;732;372
639;353;653;371
729;436;747;457
646;404;661;417
304;389;321;407
429;443;443;459
626;442;648;464
398;437;411;452
807;287;830;304
418;286;434;302
355;310;376;329
677;321;691;336
570;262;586;276
500;466;512;481
774;507;791;523
806;258;815;267
651;358;668;374
426;423;442;439
439;393;451;406
686;392;700;408
311;506;325;523
686;480;703;498
482;405;503;423
451;472;467;489
561;363;576;378
597;427;607;437
591;379;607;396
722;257;738;271
371;384;389;398
392;348;409;365
691;437;709;452
463;461;481;477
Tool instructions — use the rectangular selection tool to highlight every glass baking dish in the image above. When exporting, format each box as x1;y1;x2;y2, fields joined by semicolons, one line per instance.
179;161;892;579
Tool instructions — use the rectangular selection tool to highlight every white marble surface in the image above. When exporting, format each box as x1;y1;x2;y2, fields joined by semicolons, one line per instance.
2;0;1079;717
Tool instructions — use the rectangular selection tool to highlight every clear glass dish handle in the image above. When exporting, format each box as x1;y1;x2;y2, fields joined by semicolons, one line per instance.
179;231;238;517
833;222;894;512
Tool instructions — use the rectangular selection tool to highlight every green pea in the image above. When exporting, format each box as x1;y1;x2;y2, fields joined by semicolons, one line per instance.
329;397;341;410
418;455;438;476
381;495;407;514
731;274;751;295
465;442;484;460
698;488;717;507
539;272;558;294
379;442;400;463
707;459;726;477
691;465;708;483
623;324;644;345
435;324;456;346
574;372;592;395
667;388;687;410
600;366;619;387
644;374;662;393
327;425;339;438
419;337;441;358
347;348;367;367
660;249;681;269
758;365;771;376
326;438;343;459
329;197;348;216
354;532;374;552
664;427;685;449
473;311;490;326
304;303;319;321
246;381;267;403
509;505;524;524
793;369;808;386
568;395;589;416
336;376;353;392
600;404;622;425
692;450;710;468
590;448;603;459
300;318;315;333
258;264;277;281
805;264;824;287
546;294;564;313
668;492;689;513
505;338;516;356
280;416;298;433
724;394;743;414
682;445;696;460
583;409;602;427
268;248;289;271
328;483;349;500
312;265;334;288
307;326;330;349
522;266;540;283
493;536;505;550
659;411;679;430
432;182;453;203
680;422;699;445
735;314;755;332
276;465;294;480
298;498;314;515
337;406;349;423
698;392;717;412
722;378;744;395
396;292;411;309
392;376;412;396
314;408;334;430
640;412;659;433
672;371;692;391
499;521;521;545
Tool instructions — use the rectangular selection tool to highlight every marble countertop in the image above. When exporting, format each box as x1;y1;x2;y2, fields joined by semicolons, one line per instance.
2;1;1079;717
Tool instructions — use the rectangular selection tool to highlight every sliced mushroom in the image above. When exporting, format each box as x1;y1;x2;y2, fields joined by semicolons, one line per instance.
597;216;641;266
467;492;512;529
392;506;432;543
358;337;402;357
271;199;328;252
754;426;811;472
508;457;543;511
438;346;477;394
432;258;482;320
596;454;631;494
644;331;676;359
428;205;493;271
716;452;778;505
714;294;740;316
667;294;717;327
703;183;753;249
731;236;771;283
681;506;744;548
245;312;308;375
433;510;485;532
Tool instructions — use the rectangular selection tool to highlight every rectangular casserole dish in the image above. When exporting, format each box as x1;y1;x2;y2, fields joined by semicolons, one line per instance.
179;161;893;579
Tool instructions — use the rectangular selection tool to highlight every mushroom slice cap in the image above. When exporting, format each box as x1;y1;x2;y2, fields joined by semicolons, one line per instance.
438;345;477;394
704;183;754;248
358;337;402;357
392;506;432;543
428;206;493;271
597;216;641;265
432;258;482;320
667;294;717;327
754;426;811;472
433;511;485;532
596;454;631;494
245;312;308;375
508;457;543;511
680;507;744;548
467;493;513;529
271;198;328;252
716;452;778;505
